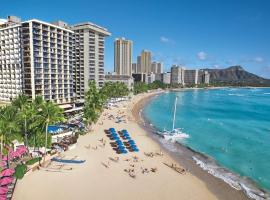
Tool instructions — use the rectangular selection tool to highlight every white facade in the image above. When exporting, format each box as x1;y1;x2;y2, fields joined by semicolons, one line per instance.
171;65;185;85
140;50;151;74
114;38;133;76
151;62;163;74
163;72;171;84
132;63;137;73
21;19;74;104
0;24;23;101
72;23;111;101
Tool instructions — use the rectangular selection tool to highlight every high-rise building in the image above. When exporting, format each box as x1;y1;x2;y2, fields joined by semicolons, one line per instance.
114;38;133;76
0;17;23;101
132;63;137;73
197;70;210;84
171;65;185;85
163;72;171;84
141;50;151;74
21;19;74;104
151;62;163;74
157;62;163;74
0;16;111;104
72;23;111;101
136;56;141;73
184;69;199;85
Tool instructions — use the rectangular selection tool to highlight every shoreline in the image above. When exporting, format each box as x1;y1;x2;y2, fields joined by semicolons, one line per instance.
132;91;251;200
13;89;262;200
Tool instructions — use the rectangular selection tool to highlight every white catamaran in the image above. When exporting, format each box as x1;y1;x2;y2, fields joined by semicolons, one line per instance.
157;96;189;142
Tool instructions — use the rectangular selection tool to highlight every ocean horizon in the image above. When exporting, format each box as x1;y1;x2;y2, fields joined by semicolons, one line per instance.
143;88;270;199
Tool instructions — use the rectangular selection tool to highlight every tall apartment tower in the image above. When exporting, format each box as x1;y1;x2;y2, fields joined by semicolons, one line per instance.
157;62;163;74
151;62;163;74
72;23;111;101
136;56;141;73
132;63;137;73
0;17;23;101
21;20;74;104
114;38;133;76
171;65;185;85
184;69;199;85
141;50;151;74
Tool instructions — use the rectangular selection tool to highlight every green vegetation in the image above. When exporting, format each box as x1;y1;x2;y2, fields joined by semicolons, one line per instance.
14;164;27;179
134;81;168;94
83;81;130;125
25;157;41;165
0;94;64;154
100;82;129;99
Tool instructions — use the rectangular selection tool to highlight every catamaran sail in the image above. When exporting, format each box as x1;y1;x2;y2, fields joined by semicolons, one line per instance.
157;96;189;142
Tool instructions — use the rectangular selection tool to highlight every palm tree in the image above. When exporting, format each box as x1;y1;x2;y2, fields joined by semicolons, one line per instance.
0;106;20;154
40;101;64;158
12;94;32;146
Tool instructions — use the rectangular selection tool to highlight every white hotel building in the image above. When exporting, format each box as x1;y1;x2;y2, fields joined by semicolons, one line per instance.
0;16;110;105
0;18;23;101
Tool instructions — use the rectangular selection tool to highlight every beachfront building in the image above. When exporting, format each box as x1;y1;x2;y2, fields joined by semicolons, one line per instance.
0;15;111;105
184;69;199;85
163;72;171;84
171;65;185;85
114;38;133;76
151;62;163;74
0;16;74;104
71;22;111;101
132;63;137;73
132;73;147;82
0;16;23;101
140;50;152;74
155;72;171;84
197;70;210;84
147;73;156;84
105;74;134;90
21;19;74;104
136;56;141;73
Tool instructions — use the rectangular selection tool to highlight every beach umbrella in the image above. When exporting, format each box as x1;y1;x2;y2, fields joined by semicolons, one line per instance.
16;146;28;155
1;156;7;162
0;177;13;186
121;150;128;154
128;140;135;143
9;151;20;159
0;169;15;177
116;140;123;145
0;161;7;168
0;187;8;195
0;195;6;200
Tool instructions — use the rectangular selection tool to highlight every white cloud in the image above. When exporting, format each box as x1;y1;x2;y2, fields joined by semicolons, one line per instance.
254;57;264;63
160;36;175;44
197;51;207;61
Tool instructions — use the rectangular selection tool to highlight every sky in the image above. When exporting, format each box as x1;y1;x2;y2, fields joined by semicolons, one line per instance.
1;0;270;78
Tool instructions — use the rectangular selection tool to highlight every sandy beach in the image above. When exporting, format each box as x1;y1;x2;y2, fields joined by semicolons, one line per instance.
13;91;248;200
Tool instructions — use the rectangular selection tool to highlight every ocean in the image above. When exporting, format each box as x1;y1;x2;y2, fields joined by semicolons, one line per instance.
143;88;270;199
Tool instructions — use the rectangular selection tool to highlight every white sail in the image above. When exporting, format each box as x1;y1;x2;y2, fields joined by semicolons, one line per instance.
157;96;189;142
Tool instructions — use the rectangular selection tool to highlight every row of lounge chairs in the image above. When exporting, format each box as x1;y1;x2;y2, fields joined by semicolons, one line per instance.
52;135;78;152
105;128;139;154
0;168;17;200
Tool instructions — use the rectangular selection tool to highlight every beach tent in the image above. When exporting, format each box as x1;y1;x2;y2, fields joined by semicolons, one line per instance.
0;177;13;186
0;169;15;177
0;187;8;195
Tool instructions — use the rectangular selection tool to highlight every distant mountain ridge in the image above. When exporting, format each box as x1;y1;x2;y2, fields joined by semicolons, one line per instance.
202;66;270;86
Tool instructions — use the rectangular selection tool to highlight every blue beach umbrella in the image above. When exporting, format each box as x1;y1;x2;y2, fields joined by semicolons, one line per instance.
121;149;128;154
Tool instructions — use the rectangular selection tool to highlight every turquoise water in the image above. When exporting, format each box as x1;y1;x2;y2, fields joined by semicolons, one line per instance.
143;88;270;192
